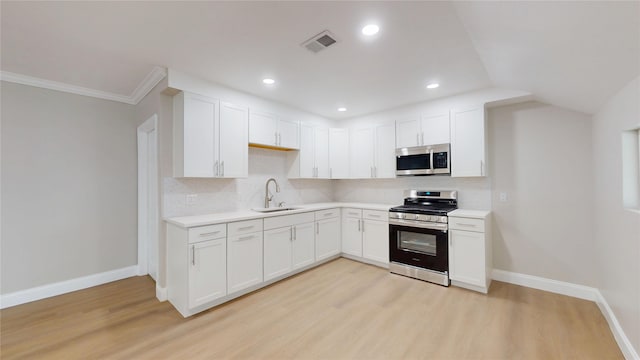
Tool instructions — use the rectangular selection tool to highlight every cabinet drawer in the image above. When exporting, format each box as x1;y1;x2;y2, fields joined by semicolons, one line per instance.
188;224;226;243
315;208;340;220
343;208;362;218
449;217;485;232
363;209;387;221
228;219;263;236
264;212;315;230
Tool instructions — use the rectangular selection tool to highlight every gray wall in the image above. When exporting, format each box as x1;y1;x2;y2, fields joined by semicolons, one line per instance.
593;77;640;354
1;81;138;294
488;102;595;286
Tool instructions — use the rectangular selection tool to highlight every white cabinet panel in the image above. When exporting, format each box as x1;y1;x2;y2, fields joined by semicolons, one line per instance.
178;92;217;177
297;124;315;178
219;102;248;178
421;112;450;145
329;128;349;179
292;222;315;269
350;127;375;178
362;219;389;264
451;107;486;177
341;215;362;257
314;127;330;178
227;232;263;293
188;238;226;308
449;230;485;287
316;217;341;261
278;118;300;149
375;123;396;178
264;227;293;281
396;117;420;148
249;110;277;146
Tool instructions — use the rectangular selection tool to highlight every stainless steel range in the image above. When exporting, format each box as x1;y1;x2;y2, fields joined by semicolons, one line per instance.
388;190;458;286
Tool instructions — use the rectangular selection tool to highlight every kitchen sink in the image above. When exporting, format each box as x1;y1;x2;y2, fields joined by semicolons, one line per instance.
251;207;300;213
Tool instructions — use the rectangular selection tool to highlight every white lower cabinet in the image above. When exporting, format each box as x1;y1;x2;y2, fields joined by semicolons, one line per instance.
315;209;341;261
227;231;263;294
341;208;363;256
341;209;389;266
264;212;316;281
189;238;227;308
448;212;492;293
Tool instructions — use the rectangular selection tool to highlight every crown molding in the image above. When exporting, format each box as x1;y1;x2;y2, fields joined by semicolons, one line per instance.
0;66;166;105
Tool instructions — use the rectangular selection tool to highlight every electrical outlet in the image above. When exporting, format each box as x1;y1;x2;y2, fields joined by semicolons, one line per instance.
499;192;508;202
186;194;198;206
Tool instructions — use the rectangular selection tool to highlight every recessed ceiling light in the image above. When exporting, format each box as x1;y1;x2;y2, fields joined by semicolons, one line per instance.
426;83;440;89
337;107;347;112
362;24;379;36
262;78;275;85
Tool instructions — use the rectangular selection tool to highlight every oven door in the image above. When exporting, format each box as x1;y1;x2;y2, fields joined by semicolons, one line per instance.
388;221;448;273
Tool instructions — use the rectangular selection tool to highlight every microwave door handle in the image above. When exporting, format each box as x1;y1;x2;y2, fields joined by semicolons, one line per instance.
430;148;434;170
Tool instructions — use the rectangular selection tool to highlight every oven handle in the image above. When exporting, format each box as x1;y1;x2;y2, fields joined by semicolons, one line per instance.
389;218;448;231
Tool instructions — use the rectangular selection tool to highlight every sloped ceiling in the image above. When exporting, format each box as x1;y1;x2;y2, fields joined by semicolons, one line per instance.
1;1;638;118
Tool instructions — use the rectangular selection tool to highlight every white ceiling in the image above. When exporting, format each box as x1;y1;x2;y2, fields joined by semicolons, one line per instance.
1;1;638;119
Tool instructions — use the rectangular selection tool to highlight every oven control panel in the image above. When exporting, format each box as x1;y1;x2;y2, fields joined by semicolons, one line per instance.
389;212;448;223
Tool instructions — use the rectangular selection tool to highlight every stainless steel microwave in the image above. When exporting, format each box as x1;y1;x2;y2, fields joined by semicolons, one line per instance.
395;144;450;176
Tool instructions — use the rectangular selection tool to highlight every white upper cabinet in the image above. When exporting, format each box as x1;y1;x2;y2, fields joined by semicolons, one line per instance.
450;106;486;177
374;123;396;178
329;128;349;179
349;124;395;179
395;112;450;149
350;127;375;178
395;116;421;148
173;91;248;178
249;110;299;149
219;102;249;178
287;124;330;179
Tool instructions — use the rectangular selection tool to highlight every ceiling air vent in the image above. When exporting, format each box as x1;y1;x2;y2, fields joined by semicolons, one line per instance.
302;30;338;53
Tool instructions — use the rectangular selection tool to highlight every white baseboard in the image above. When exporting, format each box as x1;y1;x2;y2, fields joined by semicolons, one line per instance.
156;285;168;302
493;269;638;359
491;269;597;301
0;265;138;309
595;290;640;360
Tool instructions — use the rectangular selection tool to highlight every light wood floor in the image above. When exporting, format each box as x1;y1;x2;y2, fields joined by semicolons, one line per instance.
1;258;622;359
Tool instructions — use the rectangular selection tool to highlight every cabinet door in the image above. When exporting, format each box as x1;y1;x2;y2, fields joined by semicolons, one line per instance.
278;118;300;149
395;117;420;148
249;110;277;146
264;226;293;281
292;222;315;269
421;112;450;145
182;93;217;177
227;232;263;294
299;124;315;178
188;238;226;308
450;107;485;177
314;127;330;178
362;220;389;264
375;123;396;178
341;216;362;257
329;128;349;179
316;217;341;261
449;230;486;287
219;102;248;178
350;127;375;178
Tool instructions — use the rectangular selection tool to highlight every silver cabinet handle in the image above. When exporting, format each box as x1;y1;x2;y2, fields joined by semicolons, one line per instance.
238;235;255;241
480;160;484;176
278;133;282;146
293;226;297;240
316;222;319;234
275;131;278;145
238;226;254;231
457;223;476;227
362;220;365;232
214;161;219;176
421;132;424;146
290;227;293;241
416;133;420;146
199;231;221;237
357;219;361;231
374;166;377;178
430;148;434;171
368;214;381;218
191;245;195;266
221;161;224;176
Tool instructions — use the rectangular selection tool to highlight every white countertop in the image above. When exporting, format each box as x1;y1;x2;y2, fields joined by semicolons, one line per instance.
448;209;491;219
165;202;395;228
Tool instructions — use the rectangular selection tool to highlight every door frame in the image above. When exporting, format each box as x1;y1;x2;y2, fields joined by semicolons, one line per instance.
137;114;159;279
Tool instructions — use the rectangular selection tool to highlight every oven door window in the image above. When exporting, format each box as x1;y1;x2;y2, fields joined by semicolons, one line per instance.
398;231;437;256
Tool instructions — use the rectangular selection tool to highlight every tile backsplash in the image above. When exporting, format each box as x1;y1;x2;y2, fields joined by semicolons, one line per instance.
163;148;491;218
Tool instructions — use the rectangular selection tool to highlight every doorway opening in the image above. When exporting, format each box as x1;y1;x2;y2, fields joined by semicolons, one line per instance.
137;114;159;281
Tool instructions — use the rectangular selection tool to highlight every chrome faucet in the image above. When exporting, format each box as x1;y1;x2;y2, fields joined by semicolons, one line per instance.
264;178;281;208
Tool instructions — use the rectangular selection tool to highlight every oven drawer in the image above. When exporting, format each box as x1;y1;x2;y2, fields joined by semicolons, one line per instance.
449;217;484;232
363;210;387;221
